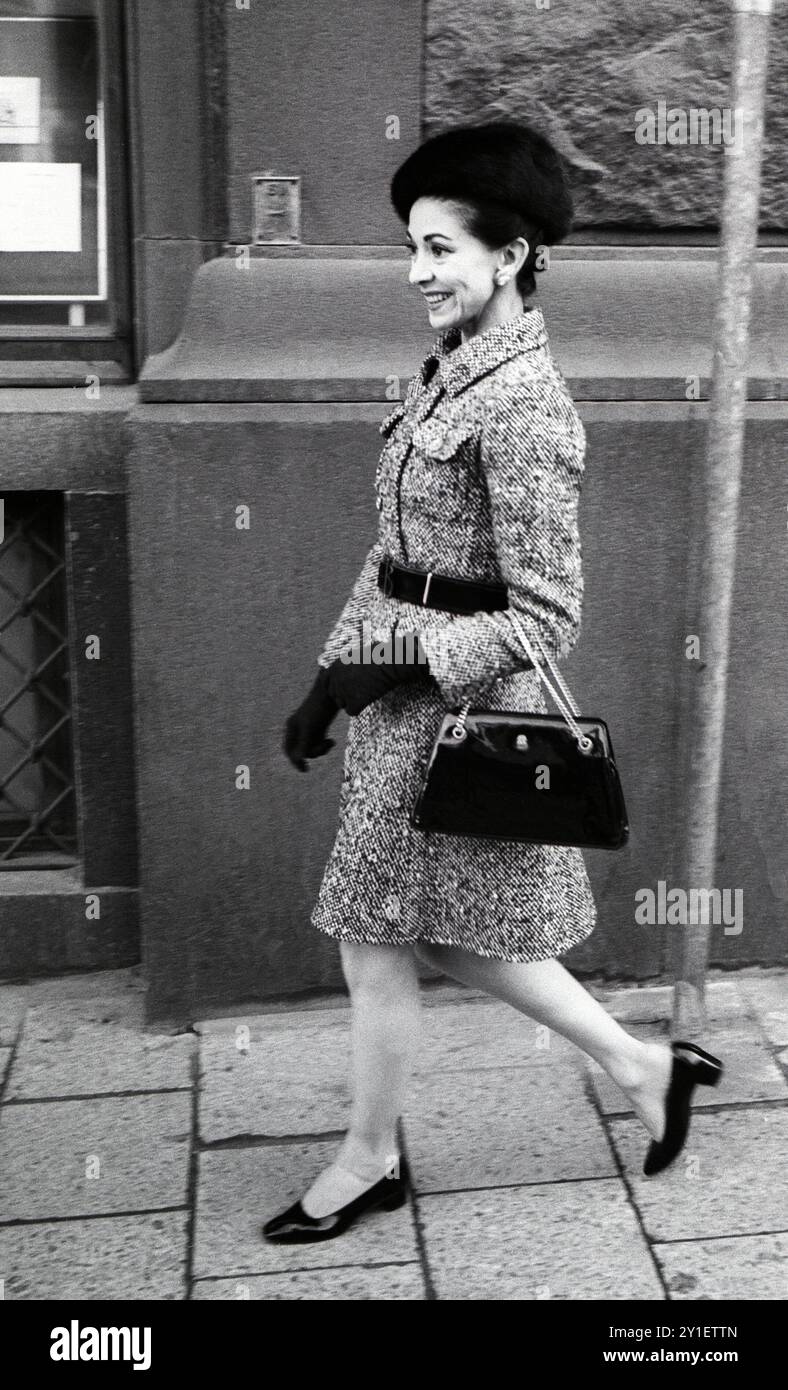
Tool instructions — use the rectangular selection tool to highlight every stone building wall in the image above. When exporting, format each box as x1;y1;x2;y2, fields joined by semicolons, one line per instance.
425;0;788;229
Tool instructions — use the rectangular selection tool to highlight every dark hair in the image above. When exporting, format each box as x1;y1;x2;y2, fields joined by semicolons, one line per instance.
390;120;574;299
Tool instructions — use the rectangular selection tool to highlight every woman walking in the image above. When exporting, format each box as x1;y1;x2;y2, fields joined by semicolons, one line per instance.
266;121;722;1244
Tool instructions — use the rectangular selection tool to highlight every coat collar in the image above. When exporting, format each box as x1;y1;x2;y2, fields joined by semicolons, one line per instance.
418;304;548;395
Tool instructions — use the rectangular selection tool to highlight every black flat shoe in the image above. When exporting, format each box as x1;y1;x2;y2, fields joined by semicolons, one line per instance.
261;1155;411;1244
643;1040;724;1176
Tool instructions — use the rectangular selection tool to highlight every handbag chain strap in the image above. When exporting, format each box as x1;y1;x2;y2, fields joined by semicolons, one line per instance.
451;610;594;753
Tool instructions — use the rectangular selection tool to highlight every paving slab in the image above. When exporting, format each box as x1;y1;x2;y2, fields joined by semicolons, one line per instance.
654;1232;788;1301
737;973;788;1047
418;1180;664;1300
198;1003;590;1150
588;978;750;1026
0;969;784;1303
192;1264;425;1300
196;1009;352;1038
193;1142;419;1279
0;990;30;1047
0;1093;191;1220
6;997;194;1099
18;968;144;1005
198;1013;355;1141
586;1029;787;1116
402;1064;615;1190
418;998;586;1071
0;970;146;1046
608;1107;788;1241
0;1212;188;1300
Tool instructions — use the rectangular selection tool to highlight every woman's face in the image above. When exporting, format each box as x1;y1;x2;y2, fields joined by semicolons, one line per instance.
405;197;526;338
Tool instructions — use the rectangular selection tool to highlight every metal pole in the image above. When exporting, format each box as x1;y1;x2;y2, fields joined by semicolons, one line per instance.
673;0;774;1036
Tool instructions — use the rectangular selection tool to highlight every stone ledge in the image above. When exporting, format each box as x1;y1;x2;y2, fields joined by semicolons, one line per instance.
0;386;139;413
0;362;130;388
124;399;788;424
139;251;787;403
0;880;139;981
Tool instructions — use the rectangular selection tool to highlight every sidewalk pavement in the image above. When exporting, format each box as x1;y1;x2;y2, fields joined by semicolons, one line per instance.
0;965;785;1301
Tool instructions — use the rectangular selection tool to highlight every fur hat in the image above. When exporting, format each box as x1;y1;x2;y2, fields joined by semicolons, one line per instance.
391;121;574;293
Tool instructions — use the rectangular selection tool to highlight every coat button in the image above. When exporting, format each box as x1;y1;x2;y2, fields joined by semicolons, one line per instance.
383;892;401;922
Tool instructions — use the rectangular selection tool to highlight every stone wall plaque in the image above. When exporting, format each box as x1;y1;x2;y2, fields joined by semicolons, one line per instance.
252;174;301;244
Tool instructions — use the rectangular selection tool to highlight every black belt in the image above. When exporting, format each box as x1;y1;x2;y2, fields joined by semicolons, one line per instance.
377;555;508;615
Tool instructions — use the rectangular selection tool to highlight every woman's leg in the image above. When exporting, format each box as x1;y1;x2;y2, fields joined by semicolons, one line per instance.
413;945;672;1142
301;940;422;1217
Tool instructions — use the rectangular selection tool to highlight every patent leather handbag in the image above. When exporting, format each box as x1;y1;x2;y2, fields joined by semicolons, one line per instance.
410;613;629;850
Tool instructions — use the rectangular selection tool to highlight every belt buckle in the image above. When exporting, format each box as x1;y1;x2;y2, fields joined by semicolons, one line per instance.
380;555;395;598
421;571;434;605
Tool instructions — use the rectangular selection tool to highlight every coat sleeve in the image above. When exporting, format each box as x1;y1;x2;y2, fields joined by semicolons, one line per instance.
316;534;384;669
419;380;587;708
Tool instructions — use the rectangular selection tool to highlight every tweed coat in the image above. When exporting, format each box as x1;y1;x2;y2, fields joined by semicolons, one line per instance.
310;304;597;960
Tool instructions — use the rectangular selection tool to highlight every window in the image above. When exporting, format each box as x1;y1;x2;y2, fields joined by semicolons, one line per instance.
0;0;131;376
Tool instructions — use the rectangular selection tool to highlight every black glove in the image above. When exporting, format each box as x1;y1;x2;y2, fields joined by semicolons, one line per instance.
325;631;432;716
283;667;340;772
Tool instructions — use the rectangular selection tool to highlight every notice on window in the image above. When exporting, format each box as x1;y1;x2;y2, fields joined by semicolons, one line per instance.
0;163;82;252
0;76;40;143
